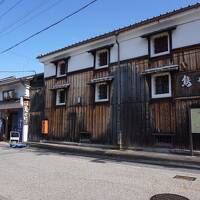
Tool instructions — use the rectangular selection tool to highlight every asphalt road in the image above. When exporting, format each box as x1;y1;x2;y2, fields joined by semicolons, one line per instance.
0;142;200;200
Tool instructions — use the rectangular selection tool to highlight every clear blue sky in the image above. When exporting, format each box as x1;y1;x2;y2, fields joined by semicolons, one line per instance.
0;0;199;78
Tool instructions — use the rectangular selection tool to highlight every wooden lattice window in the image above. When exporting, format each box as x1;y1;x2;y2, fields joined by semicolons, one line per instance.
155;75;169;94
154;35;169;54
150;32;170;57
57;61;67;77
56;89;66;105
96;49;109;68
95;83;109;102
151;73;172;98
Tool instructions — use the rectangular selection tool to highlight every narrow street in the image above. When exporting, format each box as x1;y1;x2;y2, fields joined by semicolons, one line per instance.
0;143;199;200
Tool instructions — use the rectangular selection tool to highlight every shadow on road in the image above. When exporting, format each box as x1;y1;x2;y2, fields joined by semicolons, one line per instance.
25;146;200;173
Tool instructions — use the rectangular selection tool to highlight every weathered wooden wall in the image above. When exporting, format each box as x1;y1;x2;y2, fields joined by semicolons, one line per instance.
44;46;200;149
29;74;44;141
44;69;116;144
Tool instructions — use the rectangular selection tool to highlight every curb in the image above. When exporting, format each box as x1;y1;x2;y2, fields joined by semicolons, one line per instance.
27;142;200;170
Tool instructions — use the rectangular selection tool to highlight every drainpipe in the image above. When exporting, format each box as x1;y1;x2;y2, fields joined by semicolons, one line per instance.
115;32;123;150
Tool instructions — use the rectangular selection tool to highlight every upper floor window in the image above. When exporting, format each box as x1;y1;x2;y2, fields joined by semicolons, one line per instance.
56;61;68;77
151;72;172;99
95;49;109;69
3;90;16;101
88;44;113;70
150;32;170;57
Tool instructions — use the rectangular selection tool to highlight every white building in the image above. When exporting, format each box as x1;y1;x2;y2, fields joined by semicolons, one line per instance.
36;3;200;149
0;76;31;142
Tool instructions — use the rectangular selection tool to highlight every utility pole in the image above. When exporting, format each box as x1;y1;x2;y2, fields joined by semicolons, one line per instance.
115;32;123;150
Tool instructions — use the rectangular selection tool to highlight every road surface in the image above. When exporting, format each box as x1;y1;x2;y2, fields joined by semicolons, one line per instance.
0;142;199;200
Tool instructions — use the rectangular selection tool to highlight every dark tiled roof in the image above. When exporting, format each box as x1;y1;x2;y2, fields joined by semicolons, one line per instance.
37;3;200;59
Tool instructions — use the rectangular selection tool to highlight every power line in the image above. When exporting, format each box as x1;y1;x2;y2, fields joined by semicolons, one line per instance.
0;0;48;34
0;0;64;37
0;0;23;19
0;0;98;54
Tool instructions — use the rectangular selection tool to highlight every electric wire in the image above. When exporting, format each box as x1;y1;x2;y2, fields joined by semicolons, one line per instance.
0;0;98;54
0;0;23;19
0;0;64;38
0;0;48;34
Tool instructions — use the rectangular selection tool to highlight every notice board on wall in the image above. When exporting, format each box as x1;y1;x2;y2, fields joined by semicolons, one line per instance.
190;108;200;134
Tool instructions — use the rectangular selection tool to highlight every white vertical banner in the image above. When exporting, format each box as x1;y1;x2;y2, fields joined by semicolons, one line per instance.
23;100;29;142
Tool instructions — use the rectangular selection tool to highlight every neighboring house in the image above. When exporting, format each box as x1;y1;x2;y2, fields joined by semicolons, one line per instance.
37;4;200;150
0;73;44;142
0;76;31;142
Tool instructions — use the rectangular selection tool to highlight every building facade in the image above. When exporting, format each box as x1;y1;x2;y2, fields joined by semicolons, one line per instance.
0;76;31;142
38;4;200;149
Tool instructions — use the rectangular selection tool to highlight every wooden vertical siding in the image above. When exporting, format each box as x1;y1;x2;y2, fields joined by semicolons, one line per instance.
29;75;44;141
44;46;200;149
45;69;116;144
147;47;200;149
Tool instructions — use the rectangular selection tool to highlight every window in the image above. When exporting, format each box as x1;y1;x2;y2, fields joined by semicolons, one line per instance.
95;49;109;68
154;35;168;54
3;90;15;101
57;61;67;77
95;83;109;102
150;32;170;57
151;73;171;99
56;89;66;105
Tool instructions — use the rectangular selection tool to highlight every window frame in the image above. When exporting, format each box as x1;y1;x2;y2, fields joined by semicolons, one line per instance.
56;89;66;106
95;49;109;69
150;32;170;58
151;72;172;99
2;90;16;101
56;60;67;77
95;82;109;102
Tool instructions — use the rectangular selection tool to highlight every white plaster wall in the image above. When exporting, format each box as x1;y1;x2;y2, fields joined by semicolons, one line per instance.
44;63;56;78
68;52;93;72
110;35;148;62
43;38;115;76
42;8;200;77
173;19;200;49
